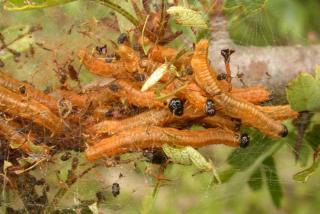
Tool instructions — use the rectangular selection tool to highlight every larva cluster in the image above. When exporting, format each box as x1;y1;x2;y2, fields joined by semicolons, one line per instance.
0;1;298;177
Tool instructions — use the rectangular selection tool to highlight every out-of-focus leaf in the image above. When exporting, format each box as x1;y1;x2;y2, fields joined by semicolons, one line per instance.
0;25;34;60
286;67;320;112
293;157;320;183
3;0;77;11
263;156;283;208
212;168;236;184
167;6;208;29
248;167;263;191
98;0;138;28
227;130;275;171
189;124;205;131
305;124;320;150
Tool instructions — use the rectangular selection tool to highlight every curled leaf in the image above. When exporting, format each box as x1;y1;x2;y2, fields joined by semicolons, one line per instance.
293;158;320;183
141;63;169;92
167;6;208;29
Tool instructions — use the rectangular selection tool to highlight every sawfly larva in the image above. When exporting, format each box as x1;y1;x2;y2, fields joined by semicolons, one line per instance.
86;126;247;160
191;40;287;138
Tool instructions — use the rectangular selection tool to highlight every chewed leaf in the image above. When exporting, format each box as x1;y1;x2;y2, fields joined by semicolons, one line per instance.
0;25;34;60
141;63;168;92
286;67;320;112
3;0;77;11
293;158;320;183
167;6;208;29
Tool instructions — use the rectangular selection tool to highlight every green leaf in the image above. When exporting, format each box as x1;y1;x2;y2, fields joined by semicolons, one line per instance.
286;67;320;112
263;156;283;208
293;157;320;183
248;167;263;191
305;124;320;150
0;25;35;60
3;0;77;11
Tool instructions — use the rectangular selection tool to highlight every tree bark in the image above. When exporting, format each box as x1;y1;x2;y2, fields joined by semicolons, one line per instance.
209;14;320;104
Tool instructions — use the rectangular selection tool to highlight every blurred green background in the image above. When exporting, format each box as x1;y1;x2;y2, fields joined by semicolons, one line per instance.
1;0;320;213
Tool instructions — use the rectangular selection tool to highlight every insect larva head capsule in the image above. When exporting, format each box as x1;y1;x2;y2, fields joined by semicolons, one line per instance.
281;125;288;137
169;98;184;116
133;72;146;81
239;133;250;148
143;149;168;164
95;44;107;55
217;73;227;81
205;99;216;116
18;86;26;94
221;49;235;63
112;183;120;197
117;33;128;44
185;65;193;75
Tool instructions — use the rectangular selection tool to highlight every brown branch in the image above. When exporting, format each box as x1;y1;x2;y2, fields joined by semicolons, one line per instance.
209;10;320;103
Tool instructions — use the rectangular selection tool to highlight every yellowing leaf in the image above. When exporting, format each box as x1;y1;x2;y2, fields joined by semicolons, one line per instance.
141;63;168;92
167;6;208;29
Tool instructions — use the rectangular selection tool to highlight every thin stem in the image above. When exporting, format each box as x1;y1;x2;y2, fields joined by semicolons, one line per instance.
96;0;139;27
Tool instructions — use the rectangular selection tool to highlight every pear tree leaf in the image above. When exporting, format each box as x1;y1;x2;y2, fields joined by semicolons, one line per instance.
263;156;283;208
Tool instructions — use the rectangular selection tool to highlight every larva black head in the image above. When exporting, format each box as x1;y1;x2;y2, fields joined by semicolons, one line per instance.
133;72;146;81
18;86;26;94
95;44;107;55
217;73;227;80
239;133;250;148
205;99;216;116
185;65;193;75
112;183;120;197
143;149;168;165
281;125;288;137
108;82;119;92
221;49;235;63
117;33;128;44
169;98;184;116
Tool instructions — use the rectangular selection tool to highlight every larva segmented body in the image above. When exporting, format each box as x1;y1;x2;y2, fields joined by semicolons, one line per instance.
191;40;287;138
230;86;271;104
89;108;172;135
256;105;298;121
116;45;141;73
89;106;205;136
0;86;63;134
78;50;126;77
111;79;164;108
86;126;241;161
0;70;59;112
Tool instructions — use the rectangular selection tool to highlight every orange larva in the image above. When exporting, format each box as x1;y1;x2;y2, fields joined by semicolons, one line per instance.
191;40;287;138
86;126;242;161
77;49;126;77
89;106;205;136
0;70;59;112
110;79;164;108
0;85;63;134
